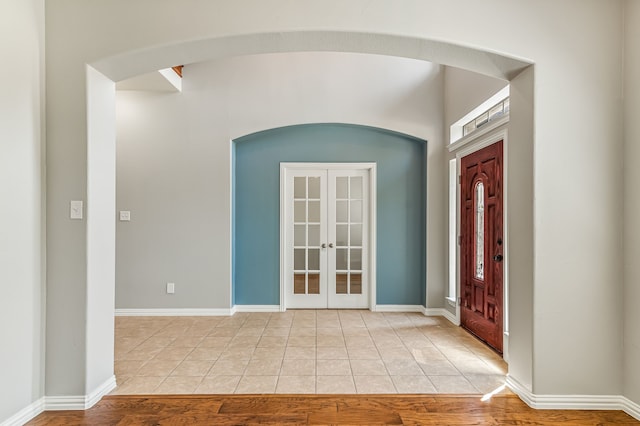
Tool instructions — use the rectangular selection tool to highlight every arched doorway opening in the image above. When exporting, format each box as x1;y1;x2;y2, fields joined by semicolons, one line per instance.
83;31;533;402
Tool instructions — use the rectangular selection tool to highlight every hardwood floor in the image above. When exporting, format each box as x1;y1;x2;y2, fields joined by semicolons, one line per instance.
27;394;638;425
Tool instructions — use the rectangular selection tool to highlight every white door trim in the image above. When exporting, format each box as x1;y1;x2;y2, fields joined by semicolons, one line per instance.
280;162;377;311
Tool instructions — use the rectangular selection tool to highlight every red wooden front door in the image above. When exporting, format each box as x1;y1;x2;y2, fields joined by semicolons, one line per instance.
460;141;504;354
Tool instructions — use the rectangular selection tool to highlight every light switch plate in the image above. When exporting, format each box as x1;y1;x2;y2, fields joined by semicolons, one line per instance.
70;201;83;219
119;211;131;221
167;283;175;294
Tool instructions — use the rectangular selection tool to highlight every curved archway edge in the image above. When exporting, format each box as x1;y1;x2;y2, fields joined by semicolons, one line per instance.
232;122;428;146
91;31;532;83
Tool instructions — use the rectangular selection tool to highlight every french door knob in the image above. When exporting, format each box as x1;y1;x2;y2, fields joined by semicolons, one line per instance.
328;243;334;248
493;254;504;262
321;243;327;248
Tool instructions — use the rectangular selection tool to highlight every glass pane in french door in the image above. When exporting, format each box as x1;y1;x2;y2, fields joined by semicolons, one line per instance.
334;175;364;295
293;175;322;295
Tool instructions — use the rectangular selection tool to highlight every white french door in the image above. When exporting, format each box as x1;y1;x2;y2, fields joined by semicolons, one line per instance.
281;164;373;309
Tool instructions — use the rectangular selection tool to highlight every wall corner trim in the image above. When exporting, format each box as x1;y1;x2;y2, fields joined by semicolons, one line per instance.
84;376;117;409
622;397;640;421
0;398;45;426
114;308;233;316
424;307;460;325
506;376;640;421
44;376;117;412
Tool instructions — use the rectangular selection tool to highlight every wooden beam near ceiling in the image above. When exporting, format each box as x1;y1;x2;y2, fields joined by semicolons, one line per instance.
172;65;183;78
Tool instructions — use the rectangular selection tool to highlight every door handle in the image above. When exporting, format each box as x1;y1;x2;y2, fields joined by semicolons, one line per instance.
328;243;334;248
321;243;327;248
493;254;504;262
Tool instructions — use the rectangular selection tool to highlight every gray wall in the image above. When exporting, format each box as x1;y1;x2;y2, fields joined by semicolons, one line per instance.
444;66;509;143
624;0;640;405
0;0;45;422
115;53;444;310
116;90;226;309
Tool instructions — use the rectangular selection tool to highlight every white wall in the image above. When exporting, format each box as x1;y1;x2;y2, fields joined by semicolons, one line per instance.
530;2;623;395
86;66;116;395
0;0;45;422
444;66;509;143
624;0;640;405
44;0;625;403
506;66;535;392
115;52;444;309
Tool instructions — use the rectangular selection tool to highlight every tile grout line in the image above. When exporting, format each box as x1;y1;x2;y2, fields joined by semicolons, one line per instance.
114;311;506;396
394;315;438;392
368;312;398;394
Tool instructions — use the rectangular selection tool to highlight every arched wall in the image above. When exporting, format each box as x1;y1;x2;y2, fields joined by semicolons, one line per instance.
45;0;625;410
233;124;426;307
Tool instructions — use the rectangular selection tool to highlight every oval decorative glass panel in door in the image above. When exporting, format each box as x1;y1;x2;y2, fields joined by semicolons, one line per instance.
474;180;485;280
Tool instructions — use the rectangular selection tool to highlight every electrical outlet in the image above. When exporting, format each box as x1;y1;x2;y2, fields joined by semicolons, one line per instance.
70;200;83;219
167;282;175;294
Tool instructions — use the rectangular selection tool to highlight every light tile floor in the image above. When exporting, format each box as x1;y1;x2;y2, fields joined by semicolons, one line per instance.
112;310;508;395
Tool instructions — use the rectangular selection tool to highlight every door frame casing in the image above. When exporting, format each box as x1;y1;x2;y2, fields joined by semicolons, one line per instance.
280;162;377;311
454;127;509;360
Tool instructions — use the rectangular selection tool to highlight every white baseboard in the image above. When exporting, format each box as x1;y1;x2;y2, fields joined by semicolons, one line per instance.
1;397;44;426
45;375;117;411
373;304;425;312
0;377;116;425
115;308;233;316
233;305;280;313
424;307;460;325
85;375;117;409
372;306;460;326
622;396;640;421
115;306;282;316
43;395;87;411
507;375;640;421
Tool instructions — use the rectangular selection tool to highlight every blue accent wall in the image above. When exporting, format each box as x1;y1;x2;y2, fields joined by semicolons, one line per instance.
233;123;426;306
